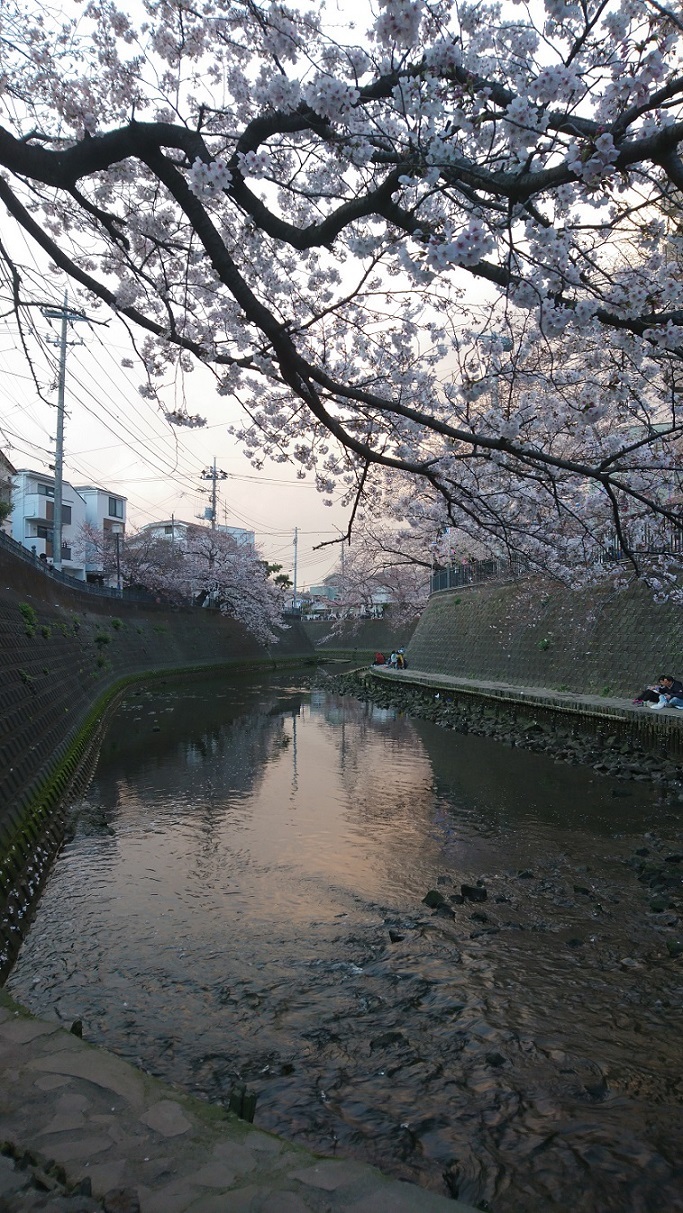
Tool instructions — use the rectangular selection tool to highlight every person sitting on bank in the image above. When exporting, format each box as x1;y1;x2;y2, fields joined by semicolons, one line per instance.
647;675;683;710
634;676;670;704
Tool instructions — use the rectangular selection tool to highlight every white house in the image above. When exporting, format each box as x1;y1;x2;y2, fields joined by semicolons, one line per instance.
74;484;127;585
10;471;127;583
140;519;255;547
76;484;127;534
10;469;88;578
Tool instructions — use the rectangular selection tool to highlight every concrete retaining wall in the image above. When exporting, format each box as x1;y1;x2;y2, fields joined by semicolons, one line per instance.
304;616;416;655
408;579;680;696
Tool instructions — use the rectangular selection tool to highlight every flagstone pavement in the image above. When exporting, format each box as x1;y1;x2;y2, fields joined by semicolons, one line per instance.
0;997;478;1213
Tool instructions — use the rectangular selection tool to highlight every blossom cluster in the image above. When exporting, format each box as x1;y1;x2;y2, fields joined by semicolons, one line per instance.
426;221;495;270
373;0;423;49
565;133;619;187
236;149;272;180
164;410;207;428
302;76;359;123
188;157;232;198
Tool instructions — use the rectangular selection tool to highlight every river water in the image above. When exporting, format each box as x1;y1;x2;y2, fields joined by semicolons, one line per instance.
7;668;683;1212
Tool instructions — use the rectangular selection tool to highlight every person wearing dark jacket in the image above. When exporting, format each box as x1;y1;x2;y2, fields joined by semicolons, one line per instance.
648;675;683;709
635;675;675;704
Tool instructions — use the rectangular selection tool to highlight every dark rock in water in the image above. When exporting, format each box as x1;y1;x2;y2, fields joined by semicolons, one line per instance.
573;884;592;896
566;937;584;948
76;1177;93;1196
437;875;451;885
422;889;447;908
485;1052;506;1068
666;939;683;958
664;853;683;864
470;911;489;923
517;869;535;879
435;903;456;920
611;788;632;797
635;847;650;856
69;1020;83;1038
584;1078;609;1101
449;894;464;905
370;1031;405;1051
388;929;405;943
650;897;672;912
461;884;487;903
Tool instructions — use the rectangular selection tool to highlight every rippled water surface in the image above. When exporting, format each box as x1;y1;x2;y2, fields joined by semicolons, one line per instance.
8;669;683;1212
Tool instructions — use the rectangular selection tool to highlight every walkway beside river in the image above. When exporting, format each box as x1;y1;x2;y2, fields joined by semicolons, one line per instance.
371;667;683;755
0;994;478;1213
372;666;663;718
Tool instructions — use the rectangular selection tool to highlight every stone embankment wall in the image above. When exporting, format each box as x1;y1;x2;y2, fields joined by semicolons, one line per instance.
408;579;681;695
304;616;416;655
0;546;314;968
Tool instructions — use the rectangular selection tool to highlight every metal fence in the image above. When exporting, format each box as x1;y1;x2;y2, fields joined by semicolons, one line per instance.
0;529;172;605
430;556;527;595
431;528;683;593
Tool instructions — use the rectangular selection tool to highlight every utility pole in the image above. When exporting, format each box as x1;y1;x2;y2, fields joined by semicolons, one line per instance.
200;458;227;530
292;526;298;614
42;292;87;572
114;531;122;593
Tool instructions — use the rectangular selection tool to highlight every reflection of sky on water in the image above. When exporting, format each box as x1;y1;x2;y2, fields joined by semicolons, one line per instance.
85;674;442;921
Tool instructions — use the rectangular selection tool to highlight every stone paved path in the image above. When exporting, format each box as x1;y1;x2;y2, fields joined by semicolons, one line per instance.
0;996;477;1213
373;666;683;722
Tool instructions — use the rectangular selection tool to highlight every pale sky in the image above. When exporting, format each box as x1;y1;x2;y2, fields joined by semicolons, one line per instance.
0;308;351;589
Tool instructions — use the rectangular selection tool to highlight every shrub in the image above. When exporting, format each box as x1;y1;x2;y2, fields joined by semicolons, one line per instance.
94;632;111;648
19;602;37;629
110;617;124;630
40;625;51;639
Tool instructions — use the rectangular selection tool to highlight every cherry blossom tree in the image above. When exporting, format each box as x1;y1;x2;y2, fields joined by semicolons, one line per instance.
77;521;284;637
162;526;285;643
331;541;430;626
3;0;683;590
75;521;184;591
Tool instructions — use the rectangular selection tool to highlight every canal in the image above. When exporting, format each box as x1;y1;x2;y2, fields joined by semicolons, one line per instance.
6;668;683;1212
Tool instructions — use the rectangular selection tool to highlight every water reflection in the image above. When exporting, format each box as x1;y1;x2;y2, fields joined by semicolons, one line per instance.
7;670;683;1213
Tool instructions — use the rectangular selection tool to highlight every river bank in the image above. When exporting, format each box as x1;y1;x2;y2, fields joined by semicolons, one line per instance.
330;668;683;785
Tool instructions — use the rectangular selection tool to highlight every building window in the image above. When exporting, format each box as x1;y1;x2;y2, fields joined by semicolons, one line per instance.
36;525;50;539
37;483;55;497
108;497;124;518
61;505;71;525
